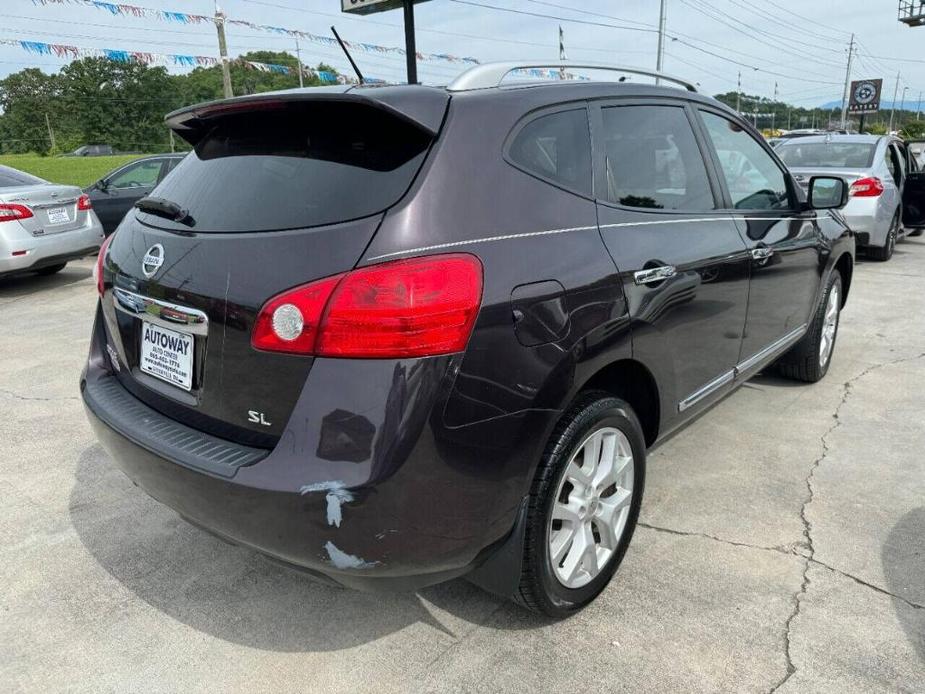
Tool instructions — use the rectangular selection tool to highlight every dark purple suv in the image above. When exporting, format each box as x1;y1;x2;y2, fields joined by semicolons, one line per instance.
82;63;855;616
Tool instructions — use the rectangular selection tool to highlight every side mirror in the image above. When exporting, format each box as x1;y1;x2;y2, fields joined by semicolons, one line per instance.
97;179;109;192
807;176;847;210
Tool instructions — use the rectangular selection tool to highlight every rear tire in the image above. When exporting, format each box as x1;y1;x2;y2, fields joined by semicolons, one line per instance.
776;273;842;383
514;391;645;617
868;213;899;261
36;263;66;276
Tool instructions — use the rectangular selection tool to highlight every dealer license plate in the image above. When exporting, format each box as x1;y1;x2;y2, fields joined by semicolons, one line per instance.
47;207;69;224
140;322;194;391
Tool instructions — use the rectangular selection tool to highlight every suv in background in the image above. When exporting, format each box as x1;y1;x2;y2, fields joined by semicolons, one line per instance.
82;63;855;616
66;144;114;157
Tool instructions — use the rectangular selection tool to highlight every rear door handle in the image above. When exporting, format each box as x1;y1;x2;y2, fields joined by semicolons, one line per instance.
751;247;773;260
634;265;677;285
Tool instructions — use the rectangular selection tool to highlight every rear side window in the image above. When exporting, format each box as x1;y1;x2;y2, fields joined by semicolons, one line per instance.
508;108;592;196
109;160;163;189
144;102;433;232
600;105;714;211
700;111;790;210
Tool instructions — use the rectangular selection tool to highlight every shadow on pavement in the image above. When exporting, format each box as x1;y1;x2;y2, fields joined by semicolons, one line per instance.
882;506;925;663
0;261;92;299
70;444;545;652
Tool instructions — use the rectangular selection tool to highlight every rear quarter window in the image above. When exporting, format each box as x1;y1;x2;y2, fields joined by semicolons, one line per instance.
141;102;433;232
508;108;592;196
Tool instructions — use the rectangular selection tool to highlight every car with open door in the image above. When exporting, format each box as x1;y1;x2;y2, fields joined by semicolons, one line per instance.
901;139;925;236
85;154;185;236
777;134;907;260
82;63;854;617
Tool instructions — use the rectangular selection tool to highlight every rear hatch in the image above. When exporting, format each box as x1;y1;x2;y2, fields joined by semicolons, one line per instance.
0;184;89;236
99;88;448;446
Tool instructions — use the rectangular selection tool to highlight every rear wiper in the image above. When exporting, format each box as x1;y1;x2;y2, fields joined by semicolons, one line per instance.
135;197;195;227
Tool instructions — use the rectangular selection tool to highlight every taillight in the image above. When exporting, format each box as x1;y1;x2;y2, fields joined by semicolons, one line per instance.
252;254;484;358
0;203;33;223
77;194;92;211
94;234;114;297
849;177;884;197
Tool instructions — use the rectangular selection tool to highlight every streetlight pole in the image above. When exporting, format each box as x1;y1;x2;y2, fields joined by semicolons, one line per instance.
839;33;854;129
889;72;901;132
655;0;667;84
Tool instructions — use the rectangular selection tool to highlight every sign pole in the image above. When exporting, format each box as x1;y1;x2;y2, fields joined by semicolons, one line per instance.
403;0;417;84
858;114;866;133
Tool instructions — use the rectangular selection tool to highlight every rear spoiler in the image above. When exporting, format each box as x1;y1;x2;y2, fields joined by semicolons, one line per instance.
165;85;450;146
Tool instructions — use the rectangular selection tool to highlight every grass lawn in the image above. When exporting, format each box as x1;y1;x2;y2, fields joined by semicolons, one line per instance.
0;153;142;188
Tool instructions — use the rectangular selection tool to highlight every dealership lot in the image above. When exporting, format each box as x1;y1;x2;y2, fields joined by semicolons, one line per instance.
1;247;923;692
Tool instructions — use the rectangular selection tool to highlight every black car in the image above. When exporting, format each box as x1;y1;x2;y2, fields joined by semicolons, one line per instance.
85;154;185;235
82;63;855;616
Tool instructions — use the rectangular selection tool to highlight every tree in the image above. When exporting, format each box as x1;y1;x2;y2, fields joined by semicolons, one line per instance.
0;53;337;155
900;121;925;139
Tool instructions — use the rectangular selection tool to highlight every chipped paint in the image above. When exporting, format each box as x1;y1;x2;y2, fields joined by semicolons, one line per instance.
324;541;377;570
299;481;355;528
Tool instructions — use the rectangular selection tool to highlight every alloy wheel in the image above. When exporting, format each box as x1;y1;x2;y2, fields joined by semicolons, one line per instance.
819;283;840;368
548;427;634;589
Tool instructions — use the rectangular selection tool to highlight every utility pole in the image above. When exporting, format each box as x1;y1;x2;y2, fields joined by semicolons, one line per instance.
772;82;778;132
295;37;304;88
655;0;667;84
44;112;55;153
736;71;741;113
839;33;854;130
403;0;417;84
558;25;567;80
787;108;792;130
889;72;901;131
168;128;175;153
918;91;922;121
900;86;909;121
214;2;232;98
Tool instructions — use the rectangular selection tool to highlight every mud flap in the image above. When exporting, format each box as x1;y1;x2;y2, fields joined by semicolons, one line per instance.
465;496;529;598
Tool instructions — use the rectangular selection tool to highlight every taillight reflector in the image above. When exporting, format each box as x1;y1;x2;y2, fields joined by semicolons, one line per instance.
77;194;92;211
94;234;114;297
849;176;884;197
252;254;484;358
0;203;33;222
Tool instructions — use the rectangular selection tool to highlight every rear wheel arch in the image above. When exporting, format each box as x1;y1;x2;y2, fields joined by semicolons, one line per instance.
579;359;660;448
833;252;853;307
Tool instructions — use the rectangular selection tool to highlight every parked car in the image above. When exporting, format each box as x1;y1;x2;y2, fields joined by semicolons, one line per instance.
82;63;856;617
65;144;114;157
85;154;186;235
0;164;104;279
777;134;925;259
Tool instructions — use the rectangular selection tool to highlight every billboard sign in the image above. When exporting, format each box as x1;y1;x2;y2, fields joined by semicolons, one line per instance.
848;78;883;114
342;0;431;15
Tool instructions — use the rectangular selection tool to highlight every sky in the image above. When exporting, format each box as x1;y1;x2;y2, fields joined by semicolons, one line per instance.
1;0;923;111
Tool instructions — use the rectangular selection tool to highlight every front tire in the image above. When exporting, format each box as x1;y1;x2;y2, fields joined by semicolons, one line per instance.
776;273;842;383
910;228;924;237
515;392;645;617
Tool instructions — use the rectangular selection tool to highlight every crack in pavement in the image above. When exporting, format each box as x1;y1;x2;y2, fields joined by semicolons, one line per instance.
642;351;925;694
0;387;79;402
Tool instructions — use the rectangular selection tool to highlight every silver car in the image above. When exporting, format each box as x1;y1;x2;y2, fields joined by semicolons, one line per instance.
0;165;104;278
777;134;908;260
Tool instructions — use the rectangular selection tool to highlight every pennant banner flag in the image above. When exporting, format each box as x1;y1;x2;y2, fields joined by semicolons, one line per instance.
30;0;480;64
0;38;373;83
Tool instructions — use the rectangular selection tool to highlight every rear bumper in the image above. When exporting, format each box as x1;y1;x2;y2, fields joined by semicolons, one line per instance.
81;306;554;591
841;198;892;247
0;215;104;275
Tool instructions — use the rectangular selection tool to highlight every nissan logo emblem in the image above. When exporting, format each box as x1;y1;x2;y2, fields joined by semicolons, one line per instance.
142;244;165;278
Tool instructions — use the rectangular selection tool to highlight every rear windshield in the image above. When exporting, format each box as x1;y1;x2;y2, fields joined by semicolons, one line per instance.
143;102;433;232
0;166;46;187
777;142;876;168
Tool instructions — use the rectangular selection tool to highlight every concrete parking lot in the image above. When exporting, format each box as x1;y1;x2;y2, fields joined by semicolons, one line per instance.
2;242;923;693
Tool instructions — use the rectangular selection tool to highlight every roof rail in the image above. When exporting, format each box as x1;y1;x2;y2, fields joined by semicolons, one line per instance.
447;61;698;93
